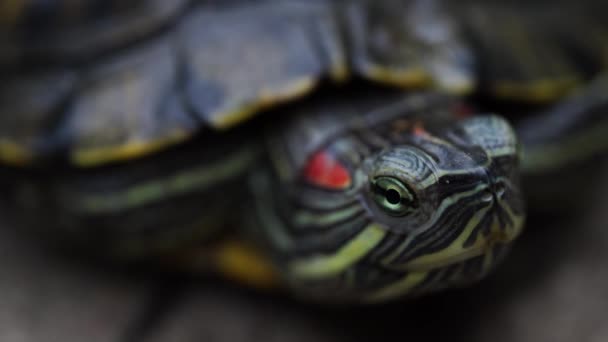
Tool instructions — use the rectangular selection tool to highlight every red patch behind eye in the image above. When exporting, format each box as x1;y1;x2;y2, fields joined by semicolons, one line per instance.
304;150;352;190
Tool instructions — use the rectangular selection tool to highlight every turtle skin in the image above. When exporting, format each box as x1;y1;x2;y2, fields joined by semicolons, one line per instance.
0;0;607;302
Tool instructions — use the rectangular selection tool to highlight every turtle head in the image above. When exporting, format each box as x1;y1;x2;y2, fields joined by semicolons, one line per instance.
356;115;524;300
261;108;524;302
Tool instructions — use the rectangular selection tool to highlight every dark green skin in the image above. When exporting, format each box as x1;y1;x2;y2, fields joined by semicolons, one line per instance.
1;0;608;302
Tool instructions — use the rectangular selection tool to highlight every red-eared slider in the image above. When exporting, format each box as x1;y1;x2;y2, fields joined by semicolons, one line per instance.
1;0;607;303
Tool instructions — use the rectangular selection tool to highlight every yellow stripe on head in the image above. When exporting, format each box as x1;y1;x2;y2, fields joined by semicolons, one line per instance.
289;223;386;279
365;271;427;302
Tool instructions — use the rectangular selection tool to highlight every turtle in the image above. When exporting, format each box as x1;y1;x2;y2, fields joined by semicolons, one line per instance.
0;0;607;303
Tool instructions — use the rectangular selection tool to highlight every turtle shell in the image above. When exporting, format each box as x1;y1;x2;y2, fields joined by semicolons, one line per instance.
2;0;606;168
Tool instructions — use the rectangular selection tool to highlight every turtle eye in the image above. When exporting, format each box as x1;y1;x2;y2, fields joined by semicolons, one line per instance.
371;177;417;216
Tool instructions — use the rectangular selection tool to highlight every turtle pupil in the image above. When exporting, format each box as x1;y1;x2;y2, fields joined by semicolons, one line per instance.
386;189;401;205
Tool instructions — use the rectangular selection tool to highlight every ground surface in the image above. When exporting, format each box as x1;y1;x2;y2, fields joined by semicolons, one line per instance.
1;165;607;342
